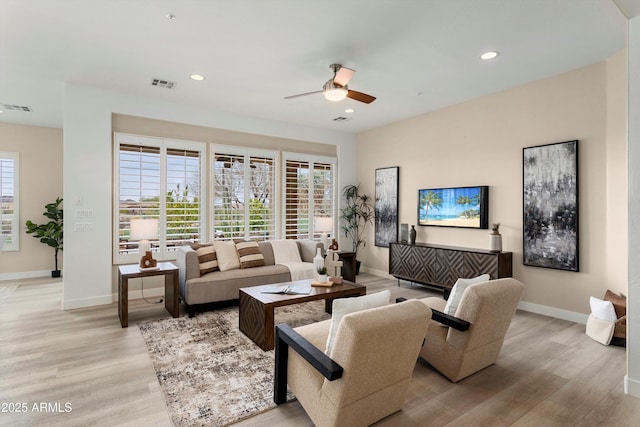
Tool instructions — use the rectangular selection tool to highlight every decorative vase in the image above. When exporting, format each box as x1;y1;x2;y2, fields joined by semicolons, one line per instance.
490;223;502;252
329;238;339;251
410;225;417;244
313;248;325;280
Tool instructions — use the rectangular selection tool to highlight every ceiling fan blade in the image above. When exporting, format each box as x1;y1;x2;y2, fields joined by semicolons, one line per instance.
346;90;376;104
284;90;323;100
333;67;355;86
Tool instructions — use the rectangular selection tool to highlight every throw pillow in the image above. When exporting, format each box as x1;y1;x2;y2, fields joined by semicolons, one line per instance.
235;240;265;269
190;243;218;275
443;274;491;316
603;289;626;319
590;296;617;322
325;290;391;354
213;241;240;272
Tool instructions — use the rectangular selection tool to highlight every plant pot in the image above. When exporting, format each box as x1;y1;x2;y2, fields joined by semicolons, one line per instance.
51;270;61;278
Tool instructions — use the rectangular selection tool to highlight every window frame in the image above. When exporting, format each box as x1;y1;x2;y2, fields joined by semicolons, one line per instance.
0;151;19;251
282;152;337;241
113;133;206;264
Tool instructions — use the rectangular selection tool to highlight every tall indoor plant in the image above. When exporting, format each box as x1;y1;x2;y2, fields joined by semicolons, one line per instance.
26;197;63;277
339;184;374;273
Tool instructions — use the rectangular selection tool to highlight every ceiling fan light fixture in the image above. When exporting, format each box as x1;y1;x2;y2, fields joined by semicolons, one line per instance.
325;87;348;101
323;80;348;101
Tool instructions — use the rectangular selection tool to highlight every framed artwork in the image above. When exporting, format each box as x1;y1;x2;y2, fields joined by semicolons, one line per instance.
418;186;489;229
523;140;579;272
375;166;399;247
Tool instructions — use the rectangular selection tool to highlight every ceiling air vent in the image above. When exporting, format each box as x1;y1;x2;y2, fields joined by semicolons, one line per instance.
332;116;350;122
151;78;176;89
3;104;32;112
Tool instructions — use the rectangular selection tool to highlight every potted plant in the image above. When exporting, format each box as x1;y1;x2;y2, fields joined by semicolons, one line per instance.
317;266;328;283
26;197;63;278
339;184;374;274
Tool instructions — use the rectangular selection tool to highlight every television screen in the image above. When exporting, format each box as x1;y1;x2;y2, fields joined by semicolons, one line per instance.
418;186;489;229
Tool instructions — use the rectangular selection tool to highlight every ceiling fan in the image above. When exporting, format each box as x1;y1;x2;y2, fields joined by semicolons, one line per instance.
284;63;376;104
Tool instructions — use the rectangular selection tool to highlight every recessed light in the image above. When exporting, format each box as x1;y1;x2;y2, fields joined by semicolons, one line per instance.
190;74;205;81
480;51;499;60
345;108;355;113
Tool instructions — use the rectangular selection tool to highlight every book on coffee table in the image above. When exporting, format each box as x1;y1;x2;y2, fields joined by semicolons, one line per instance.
261;285;312;295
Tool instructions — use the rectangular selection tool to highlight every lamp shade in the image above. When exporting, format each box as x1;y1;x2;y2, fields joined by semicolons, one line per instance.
314;217;333;232
130;218;158;241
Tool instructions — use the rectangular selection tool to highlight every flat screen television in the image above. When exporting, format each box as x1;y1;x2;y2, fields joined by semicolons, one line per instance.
418;186;489;229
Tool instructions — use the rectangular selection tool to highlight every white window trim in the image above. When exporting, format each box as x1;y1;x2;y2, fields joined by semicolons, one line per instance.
113;133;206;264
210;144;279;241
281;152;337;240
0;151;19;251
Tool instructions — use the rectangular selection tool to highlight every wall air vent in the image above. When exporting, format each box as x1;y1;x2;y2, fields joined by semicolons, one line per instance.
3;104;32;112
151;78;176;89
332;116;350;122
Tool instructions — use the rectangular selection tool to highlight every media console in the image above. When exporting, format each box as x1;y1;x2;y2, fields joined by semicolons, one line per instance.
389;242;512;290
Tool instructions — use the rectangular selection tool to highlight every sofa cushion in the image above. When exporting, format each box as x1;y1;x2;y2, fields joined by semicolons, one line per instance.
190;243;218;275
235;240;265;269
214;241;240;272
270;240;302;263
444;274;490;316
325;290;390;354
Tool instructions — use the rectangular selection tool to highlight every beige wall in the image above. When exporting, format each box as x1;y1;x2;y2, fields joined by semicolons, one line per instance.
0;122;63;276
356;53;627;316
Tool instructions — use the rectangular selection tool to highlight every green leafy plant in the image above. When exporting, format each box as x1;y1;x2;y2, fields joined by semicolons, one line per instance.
317;266;327;275
339;184;375;258
26;197;63;276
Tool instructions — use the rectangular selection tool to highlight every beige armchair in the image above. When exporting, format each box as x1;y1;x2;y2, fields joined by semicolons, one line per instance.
418;278;525;382
274;300;430;427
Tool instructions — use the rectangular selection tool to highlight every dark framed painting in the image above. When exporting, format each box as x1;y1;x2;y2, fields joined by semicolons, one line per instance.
418;186;489;229
375;166;399;247
523;140;579;272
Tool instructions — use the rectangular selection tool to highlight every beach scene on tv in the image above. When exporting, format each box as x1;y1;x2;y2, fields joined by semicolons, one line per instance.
418;187;484;228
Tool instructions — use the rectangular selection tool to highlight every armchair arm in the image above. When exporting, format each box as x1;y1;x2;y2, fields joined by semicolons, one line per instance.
396;298;470;331
274;323;343;404
431;309;470;331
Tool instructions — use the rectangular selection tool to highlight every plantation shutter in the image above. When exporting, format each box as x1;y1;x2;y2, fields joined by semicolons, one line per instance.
166;148;201;249
212;148;276;241
285;159;310;239
284;155;336;241
118;144;161;255
0;153;18;251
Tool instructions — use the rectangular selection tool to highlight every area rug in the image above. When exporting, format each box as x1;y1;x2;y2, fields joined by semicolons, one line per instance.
138;300;330;427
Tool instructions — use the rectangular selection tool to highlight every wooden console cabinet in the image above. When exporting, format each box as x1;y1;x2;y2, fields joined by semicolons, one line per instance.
389;242;512;290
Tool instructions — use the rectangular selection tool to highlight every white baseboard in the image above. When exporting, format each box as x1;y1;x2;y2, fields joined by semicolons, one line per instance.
625;375;640;398
517;300;588;324
363;267;589;325
0;269;57;281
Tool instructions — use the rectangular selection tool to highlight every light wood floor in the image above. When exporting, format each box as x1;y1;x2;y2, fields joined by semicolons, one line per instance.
1;274;638;426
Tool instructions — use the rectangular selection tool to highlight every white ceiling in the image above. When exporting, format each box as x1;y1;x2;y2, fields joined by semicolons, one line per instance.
0;0;627;134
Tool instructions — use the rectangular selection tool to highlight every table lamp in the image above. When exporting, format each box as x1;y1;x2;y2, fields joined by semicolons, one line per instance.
314;217;333;252
130;218;158;269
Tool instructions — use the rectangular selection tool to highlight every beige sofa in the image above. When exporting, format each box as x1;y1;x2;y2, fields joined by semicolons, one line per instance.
176;240;322;317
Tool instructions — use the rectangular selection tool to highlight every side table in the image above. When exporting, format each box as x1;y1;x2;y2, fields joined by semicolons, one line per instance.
118;262;179;327
336;251;357;283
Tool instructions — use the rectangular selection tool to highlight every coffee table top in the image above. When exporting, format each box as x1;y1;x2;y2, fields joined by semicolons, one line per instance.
240;279;365;307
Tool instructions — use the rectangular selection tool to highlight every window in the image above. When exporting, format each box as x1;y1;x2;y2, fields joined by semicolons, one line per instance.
283;153;336;240
212;146;277;241
0;152;19;251
114;134;205;264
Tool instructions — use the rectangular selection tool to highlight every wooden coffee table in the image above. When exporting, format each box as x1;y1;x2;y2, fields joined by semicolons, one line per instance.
239;279;366;351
